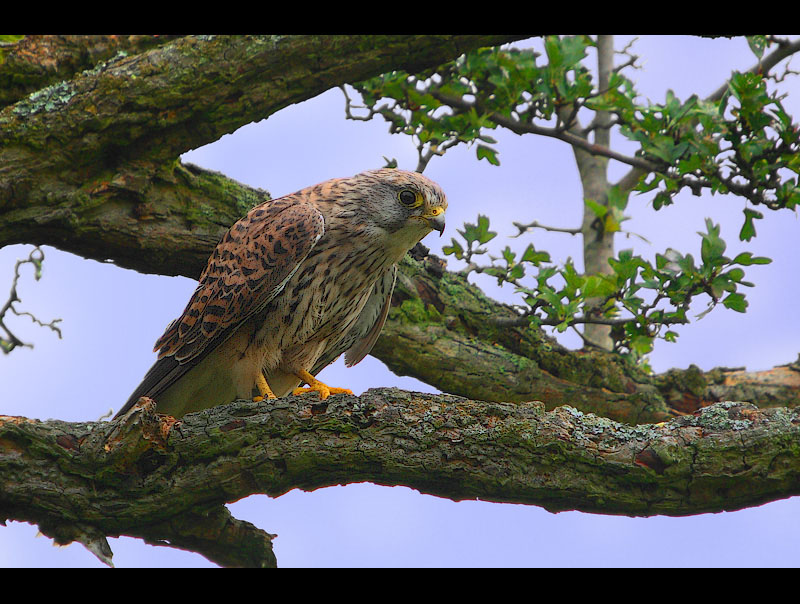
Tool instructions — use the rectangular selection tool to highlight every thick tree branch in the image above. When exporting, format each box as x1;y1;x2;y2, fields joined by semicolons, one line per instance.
0;35;527;276
2;392;799;566
0;35;180;108
0;160;272;277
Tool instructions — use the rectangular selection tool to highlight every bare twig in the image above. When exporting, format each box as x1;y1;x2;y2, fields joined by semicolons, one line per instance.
512;220;582;238
0;247;62;354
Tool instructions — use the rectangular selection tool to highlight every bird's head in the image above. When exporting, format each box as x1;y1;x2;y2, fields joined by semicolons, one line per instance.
352;168;448;250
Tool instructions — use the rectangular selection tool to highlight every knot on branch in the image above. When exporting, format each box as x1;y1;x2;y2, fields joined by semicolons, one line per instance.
100;397;179;470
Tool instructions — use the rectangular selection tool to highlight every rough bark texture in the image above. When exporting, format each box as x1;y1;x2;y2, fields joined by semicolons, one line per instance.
0;35;182;107
2;392;799;567
0;34;525;275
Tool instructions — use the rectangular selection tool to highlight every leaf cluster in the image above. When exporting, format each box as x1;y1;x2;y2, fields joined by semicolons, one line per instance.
346;37;597;171
445;214;770;362
616;71;800;239
347;35;799;236
344;35;796;362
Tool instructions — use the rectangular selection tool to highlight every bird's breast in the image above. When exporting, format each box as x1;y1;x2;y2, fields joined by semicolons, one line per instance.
253;234;391;368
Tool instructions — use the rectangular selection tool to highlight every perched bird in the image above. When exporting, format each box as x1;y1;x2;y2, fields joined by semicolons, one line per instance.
115;168;447;419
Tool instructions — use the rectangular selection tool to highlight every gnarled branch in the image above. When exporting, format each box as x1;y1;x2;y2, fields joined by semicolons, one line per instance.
0;35;528;275
2;391;799;566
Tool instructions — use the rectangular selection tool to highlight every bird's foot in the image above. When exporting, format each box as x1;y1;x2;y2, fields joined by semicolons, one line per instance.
252;394;278;403
293;369;353;400
253;373;278;402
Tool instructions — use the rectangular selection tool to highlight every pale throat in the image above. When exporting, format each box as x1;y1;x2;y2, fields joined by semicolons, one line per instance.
367;222;431;265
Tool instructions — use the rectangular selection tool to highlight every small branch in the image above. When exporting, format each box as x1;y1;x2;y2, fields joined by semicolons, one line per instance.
613;37;641;75
0;246;62;354
428;89;657;173
415;137;462;173
491;313;687;329
131;505;277;568
706;37;800;103
511;220;582;237
340;84;379;122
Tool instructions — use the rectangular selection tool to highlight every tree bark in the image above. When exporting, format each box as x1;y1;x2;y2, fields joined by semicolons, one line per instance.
0;34;526;275
2;392;799;567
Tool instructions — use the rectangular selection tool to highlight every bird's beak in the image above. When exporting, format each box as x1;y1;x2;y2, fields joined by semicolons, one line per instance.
422;207;446;236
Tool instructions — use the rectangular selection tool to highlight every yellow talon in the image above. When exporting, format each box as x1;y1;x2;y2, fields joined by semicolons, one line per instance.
293;369;353;400
253;373;277;402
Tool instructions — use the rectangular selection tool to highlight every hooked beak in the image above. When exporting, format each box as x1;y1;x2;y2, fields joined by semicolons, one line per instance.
422;207;446;236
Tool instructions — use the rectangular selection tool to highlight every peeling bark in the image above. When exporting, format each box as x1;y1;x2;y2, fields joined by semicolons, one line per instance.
2;392;799;567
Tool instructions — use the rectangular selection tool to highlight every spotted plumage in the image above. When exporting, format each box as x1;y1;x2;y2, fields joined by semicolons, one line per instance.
116;169;447;418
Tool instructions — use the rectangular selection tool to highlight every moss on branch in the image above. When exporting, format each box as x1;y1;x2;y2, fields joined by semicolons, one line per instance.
2;391;799;566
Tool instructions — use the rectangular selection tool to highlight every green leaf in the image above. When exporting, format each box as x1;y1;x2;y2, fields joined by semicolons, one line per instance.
582;274;618;298
739;208;763;241
442;238;464;260
629;334;654;356
604;213;621;233
521;244;551;265
606;186;629;212
585;198;607;218
731;252;772;266
459;215;497;247
509;264;525;281
747;36;768;60
722;292;748;312
699;219;726;266
725;267;745;283
476;144;500;166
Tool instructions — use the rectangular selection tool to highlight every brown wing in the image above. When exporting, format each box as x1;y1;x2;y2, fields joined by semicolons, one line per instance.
116;196;324;418
115;195;324;418
156;196;325;364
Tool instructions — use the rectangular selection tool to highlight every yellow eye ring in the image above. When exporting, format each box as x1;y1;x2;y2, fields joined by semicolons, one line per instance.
398;190;421;207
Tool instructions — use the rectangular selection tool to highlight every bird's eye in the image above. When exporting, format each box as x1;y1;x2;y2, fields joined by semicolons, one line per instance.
398;190;419;207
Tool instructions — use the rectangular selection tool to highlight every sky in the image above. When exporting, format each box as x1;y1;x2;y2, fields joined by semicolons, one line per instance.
2;35;799;568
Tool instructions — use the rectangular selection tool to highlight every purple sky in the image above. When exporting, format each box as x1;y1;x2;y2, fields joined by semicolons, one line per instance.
2;35;799;567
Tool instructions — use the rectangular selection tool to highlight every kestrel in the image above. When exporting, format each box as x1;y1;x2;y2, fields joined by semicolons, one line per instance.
115;168;447;419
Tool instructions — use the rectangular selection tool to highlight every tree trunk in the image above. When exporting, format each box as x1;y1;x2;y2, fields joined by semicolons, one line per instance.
562;35;616;351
